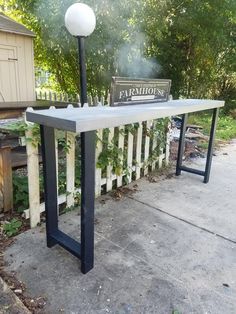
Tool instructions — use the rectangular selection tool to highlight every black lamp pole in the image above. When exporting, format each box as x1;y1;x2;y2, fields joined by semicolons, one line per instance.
78;37;87;106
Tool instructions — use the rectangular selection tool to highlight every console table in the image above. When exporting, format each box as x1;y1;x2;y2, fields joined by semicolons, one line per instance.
26;99;224;274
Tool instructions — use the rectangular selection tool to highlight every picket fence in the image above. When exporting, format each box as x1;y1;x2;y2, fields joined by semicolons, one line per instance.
35;90;108;106
24;92;170;228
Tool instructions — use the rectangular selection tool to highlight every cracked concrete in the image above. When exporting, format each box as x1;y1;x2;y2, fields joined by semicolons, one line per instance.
3;140;236;314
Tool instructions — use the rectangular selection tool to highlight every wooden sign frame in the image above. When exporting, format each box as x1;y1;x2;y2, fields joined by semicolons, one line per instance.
110;77;171;106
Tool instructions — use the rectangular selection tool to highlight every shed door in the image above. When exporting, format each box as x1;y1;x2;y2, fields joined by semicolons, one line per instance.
0;45;19;102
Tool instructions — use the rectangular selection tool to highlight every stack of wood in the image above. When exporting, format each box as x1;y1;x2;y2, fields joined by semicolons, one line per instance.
185;124;208;140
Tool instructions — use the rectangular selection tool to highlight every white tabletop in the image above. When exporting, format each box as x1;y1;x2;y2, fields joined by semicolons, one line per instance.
26;99;224;133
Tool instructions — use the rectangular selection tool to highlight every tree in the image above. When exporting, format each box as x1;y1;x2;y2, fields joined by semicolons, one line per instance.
143;0;236;105
1;0;148;96
1;0;235;111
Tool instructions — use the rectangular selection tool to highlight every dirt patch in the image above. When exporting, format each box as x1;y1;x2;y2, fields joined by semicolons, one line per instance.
170;140;205;161
0;224;46;313
111;185;139;201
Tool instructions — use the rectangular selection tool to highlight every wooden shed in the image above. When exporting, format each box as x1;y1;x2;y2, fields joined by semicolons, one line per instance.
0;13;35;103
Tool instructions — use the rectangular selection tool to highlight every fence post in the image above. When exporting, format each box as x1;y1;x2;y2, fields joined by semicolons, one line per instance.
95;130;103;196
117;126;125;187
127;126;134;183
144;121;152;175
100;96;105;106
165;122;171;165
64;93;69;102
93;95;99;106
87;95;92;106
106;128;114;192
66;131;75;207
152;120;158;171
0;147;13;212
135;123;143;180
26;128;41;227
106;128;114;191
159;148;164;169
107;92;111;106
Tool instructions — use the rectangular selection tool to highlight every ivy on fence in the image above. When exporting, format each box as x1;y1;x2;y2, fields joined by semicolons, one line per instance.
2;94;170;227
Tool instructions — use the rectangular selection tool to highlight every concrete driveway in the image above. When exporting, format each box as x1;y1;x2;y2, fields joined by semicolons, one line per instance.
4;140;236;314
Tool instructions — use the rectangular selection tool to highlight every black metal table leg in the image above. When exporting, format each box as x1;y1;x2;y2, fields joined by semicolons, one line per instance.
176;113;188;176
40;125;96;273
40;125;58;247
204;108;219;183
80;131;96;274
175;108;219;183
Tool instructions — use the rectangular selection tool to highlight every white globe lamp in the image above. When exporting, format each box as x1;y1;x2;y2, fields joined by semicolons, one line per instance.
65;2;96;106
65;3;96;37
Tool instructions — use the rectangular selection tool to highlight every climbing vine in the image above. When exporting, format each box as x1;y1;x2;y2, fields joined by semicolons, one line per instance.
7;117;169;212
96;128;124;176
96;118;170;179
6;120;40;147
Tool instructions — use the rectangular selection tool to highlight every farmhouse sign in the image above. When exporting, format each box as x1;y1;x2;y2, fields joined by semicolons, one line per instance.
110;77;171;106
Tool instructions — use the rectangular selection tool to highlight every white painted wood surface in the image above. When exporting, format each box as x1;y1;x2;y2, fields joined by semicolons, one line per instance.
127;128;134;183
26;99;224;133
117;126;125;187
25;128;40;227
135;123;143;180
66;132;75;207
106;128;114;191
95;129;103;196
151;121;158;171
165;125;171;166
159;148;164;169
144;121;151;175
24;191;80;220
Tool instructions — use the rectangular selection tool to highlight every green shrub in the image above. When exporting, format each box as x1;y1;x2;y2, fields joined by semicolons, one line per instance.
3;218;22;237
12;174;29;213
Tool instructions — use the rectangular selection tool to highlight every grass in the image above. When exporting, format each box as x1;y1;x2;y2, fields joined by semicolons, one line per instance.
188;112;236;141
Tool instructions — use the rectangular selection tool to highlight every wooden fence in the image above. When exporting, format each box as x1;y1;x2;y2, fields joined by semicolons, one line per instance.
35;90;108;106
3;91;169;228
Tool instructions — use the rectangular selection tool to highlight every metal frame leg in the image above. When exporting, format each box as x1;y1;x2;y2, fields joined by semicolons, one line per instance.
204;108;219;183
81;131;96;274
175;108;219;183
176;113;188;176
40;125;58;247
40;125;96;274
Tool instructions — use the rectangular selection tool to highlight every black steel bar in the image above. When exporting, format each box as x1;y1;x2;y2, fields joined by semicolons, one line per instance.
78;37;87;105
78;36;96;273
80;130;96;274
175;109;219;183
176;113;188;176
204;108;219;183
179;166;205;176
40;125;58;247
50;230;81;258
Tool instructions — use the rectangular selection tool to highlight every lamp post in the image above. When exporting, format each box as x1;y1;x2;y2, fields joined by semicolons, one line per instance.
65;3;96;274
65;3;96;106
